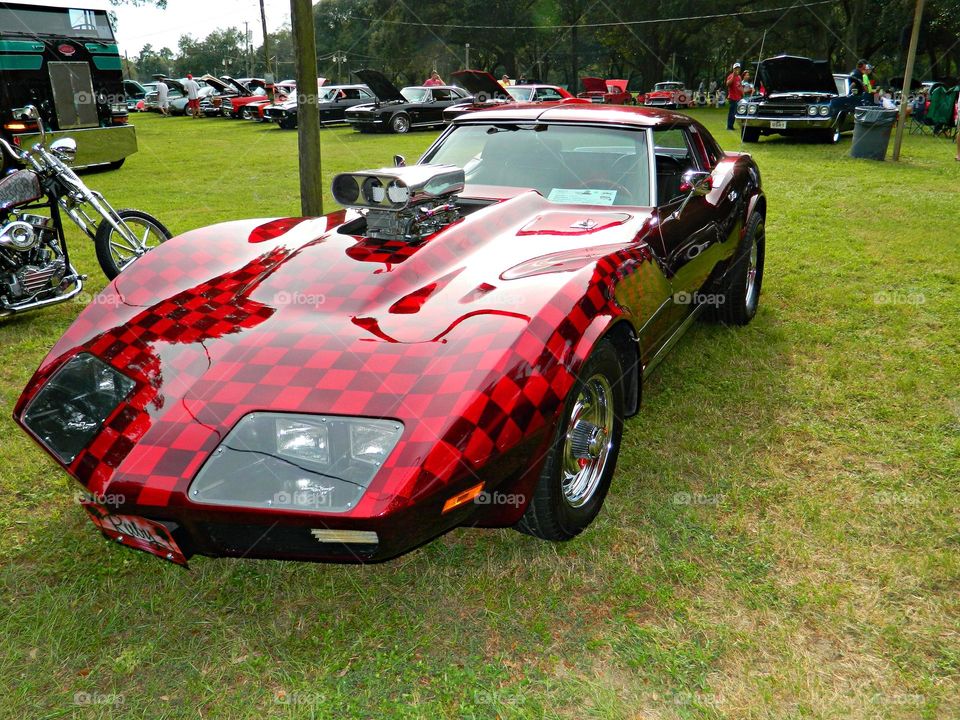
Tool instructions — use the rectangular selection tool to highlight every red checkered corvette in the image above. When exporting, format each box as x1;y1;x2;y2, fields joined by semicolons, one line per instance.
14;104;766;565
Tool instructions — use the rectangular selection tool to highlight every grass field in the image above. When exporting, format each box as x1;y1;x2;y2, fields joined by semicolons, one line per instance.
1;110;958;719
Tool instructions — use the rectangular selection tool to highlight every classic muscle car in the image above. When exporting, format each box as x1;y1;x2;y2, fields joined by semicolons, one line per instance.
578;77;633;104
264;84;375;129
221;77;267;118
14;104;766;567
345;68;470;133
443;70;579;121
736;55;871;143
643;81;693;109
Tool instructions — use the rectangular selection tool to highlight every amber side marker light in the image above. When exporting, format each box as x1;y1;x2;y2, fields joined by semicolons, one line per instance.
442;482;485;514
3;122;35;132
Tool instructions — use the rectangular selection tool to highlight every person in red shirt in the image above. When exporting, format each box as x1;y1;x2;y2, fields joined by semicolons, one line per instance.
726;62;743;130
423;71;444;87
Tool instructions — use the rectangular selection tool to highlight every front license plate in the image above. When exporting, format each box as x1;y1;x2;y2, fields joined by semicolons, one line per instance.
770;120;787;129
81;501;188;566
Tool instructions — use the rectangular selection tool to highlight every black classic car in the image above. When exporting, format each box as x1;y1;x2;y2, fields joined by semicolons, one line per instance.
345;69;471;133
264;84;374;129
736;55;871;143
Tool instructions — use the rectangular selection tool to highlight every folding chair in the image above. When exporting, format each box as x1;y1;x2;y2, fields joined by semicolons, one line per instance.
908;98;931;135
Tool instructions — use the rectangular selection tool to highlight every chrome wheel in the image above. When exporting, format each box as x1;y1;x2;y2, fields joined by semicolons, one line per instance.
95;209;172;280
744;238;760;310
561;373;615;508
391;114;410;133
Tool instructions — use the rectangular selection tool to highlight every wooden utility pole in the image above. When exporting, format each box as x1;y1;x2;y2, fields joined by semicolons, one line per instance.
291;0;323;216
259;0;271;80
892;0;925;161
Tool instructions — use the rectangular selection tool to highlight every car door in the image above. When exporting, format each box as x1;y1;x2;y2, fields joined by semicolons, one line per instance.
651;126;723;324
424;88;456;123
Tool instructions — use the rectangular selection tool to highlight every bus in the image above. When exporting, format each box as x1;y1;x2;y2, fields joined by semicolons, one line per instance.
0;0;136;170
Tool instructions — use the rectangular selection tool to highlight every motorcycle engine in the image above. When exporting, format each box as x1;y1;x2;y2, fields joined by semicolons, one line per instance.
330;165;465;242
0;213;67;302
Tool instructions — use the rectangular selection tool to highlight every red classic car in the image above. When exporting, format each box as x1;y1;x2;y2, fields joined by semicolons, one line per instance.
15;104;766;566
240;80;296;120
643;81;694;109
578;77;634;104
221;77;268;118
444;70;581;121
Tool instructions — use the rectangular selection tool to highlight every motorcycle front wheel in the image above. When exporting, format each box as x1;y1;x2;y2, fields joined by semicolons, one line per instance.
95;209;172;280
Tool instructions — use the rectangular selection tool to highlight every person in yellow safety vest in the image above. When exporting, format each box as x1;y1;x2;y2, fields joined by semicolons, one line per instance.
862;64;877;95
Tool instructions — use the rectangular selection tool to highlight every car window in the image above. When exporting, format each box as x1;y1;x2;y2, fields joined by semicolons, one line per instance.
401;87;430;103
422;123;651;207
507;87;532;102
359;89;373;99
535;88;562;101
653;127;700;205
432;88;454;101
342;89;362;99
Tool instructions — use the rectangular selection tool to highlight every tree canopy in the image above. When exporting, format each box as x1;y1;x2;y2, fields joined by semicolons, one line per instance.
126;0;960;89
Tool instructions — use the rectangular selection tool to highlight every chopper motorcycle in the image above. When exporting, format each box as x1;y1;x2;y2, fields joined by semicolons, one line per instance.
0;106;171;317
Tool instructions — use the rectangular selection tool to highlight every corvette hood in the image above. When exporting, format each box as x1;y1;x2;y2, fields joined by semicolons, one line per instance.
453;70;508;98
19;192;654;510
581;76;606;93
353;68;404;102
758;55;836;95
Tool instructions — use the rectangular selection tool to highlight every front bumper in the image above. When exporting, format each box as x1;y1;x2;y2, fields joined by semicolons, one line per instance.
10;125;137;168
736;116;835;130
345;115;385;127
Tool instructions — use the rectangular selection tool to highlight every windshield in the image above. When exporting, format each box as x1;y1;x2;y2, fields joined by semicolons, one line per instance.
423;123;651;207
506;87;533;102
0;6;114;40
401;87;430;103
655;83;682;91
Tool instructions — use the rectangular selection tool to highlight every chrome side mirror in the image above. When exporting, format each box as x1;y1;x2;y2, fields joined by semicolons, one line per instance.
14;105;45;144
680;170;712;197
393;154;406;167
50;138;77;163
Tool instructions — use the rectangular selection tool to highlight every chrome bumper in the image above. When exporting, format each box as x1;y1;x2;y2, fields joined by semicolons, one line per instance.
736;116;834;129
12;125;137;168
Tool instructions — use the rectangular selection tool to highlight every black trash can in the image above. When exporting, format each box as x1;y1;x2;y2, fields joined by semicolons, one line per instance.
850;106;899;160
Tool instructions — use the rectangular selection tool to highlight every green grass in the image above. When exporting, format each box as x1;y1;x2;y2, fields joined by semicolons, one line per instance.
1;111;958;719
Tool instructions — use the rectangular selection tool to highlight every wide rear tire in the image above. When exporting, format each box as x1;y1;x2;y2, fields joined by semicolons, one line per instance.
516;340;624;541
708;212;765;326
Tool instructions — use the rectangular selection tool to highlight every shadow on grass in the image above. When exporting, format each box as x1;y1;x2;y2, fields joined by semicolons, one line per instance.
0;300;794;714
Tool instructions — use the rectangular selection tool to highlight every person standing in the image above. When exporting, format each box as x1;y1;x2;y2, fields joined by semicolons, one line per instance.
182;73;201;119
423;71;444;87
850;59;869;93
155;76;170;117
725;62;743;130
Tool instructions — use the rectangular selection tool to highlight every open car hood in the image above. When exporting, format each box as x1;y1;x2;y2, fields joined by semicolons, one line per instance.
757;55;837;95
452;70;508;99
200;74;232;94
580;76;607;93
353;69;404;102
606;79;628;93
221;75;254;97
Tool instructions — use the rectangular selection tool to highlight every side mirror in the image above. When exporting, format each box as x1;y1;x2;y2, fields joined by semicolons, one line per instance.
680;170;712;196
20;105;45;144
50;137;77;163
393;154;406;167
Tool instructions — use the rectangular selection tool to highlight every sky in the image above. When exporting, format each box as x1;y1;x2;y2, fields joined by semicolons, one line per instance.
110;0;293;57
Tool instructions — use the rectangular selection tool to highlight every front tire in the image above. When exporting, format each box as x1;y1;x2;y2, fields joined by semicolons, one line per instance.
516;340;625;541
390;113;410;134
94;209;172;280
709;211;765;325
